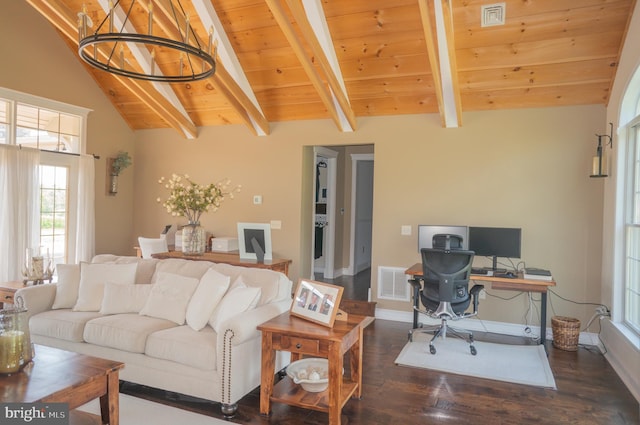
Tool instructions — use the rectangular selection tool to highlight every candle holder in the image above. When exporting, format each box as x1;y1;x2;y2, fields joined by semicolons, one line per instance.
0;303;33;375
22;247;54;285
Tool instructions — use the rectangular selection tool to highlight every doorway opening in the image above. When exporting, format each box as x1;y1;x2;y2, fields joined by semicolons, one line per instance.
310;146;374;301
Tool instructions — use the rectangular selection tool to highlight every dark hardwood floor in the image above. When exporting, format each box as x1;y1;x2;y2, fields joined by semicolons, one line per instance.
122;270;639;424
314;268;371;302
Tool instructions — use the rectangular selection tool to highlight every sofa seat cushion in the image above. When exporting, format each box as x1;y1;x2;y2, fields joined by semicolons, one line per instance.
29;310;103;342
145;326;217;371
83;314;176;353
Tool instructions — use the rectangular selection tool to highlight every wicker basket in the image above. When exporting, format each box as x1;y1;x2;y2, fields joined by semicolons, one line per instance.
551;316;580;351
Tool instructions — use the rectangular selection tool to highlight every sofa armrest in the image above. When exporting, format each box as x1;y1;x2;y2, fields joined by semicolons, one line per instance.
218;299;292;347
14;284;56;319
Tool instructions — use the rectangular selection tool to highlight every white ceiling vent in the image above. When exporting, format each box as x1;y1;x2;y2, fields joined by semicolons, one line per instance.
481;3;506;27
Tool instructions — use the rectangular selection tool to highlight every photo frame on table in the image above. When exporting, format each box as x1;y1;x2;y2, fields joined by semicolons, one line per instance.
237;222;272;261
290;279;344;328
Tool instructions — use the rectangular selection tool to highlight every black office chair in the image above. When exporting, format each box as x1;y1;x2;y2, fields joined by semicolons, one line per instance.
408;234;484;355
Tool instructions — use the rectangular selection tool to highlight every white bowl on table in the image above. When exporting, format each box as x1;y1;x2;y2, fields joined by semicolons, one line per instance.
286;358;329;392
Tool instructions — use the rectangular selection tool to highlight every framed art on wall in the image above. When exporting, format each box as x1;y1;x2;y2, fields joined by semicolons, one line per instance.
290;279;344;327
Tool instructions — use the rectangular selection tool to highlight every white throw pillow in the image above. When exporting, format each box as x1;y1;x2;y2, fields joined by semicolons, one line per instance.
73;262;137;312
209;282;261;332
100;283;153;315
52;264;81;309
186;268;231;331
139;272;200;325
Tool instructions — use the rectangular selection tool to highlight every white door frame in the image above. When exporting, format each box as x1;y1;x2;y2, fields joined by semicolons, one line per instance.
312;147;338;279
348;153;374;275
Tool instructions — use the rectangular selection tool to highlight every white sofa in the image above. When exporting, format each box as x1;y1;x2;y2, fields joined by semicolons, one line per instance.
15;254;292;417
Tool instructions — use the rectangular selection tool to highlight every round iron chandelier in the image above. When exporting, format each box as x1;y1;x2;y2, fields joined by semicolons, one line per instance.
77;0;215;83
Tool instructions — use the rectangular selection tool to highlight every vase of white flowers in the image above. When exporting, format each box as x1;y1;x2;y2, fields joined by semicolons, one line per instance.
157;174;240;256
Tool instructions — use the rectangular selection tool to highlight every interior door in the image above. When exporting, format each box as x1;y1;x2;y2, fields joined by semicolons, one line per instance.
353;159;374;273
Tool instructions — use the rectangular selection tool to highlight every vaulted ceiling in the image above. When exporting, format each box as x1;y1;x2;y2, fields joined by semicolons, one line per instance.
26;0;636;138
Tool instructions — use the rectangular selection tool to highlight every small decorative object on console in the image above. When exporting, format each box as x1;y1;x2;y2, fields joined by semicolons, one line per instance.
157;174;241;256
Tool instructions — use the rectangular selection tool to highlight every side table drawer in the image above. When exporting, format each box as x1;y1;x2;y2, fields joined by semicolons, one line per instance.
273;335;320;355
0;289;15;304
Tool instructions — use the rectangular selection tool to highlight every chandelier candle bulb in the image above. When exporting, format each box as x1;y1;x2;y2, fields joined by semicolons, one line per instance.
148;2;153;35
185;15;190;45
108;0;114;33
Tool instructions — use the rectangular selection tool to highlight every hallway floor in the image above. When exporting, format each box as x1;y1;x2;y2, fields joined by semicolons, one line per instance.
314;268;371;301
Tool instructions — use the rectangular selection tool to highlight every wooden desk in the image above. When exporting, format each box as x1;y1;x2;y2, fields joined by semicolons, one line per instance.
151;250;292;276
257;312;373;425
405;263;556;344
0;345;124;425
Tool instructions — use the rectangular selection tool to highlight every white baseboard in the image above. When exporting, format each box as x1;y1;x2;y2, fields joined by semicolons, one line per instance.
375;308;601;346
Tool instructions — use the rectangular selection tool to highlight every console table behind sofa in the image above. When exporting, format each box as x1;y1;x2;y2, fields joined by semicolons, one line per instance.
152;251;292;277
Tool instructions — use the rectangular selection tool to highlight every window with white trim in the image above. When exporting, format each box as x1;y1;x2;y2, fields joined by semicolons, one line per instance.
624;124;640;334
0;88;88;266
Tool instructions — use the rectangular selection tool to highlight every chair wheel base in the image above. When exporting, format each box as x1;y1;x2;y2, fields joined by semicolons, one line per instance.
470;345;477;356
429;345;436;355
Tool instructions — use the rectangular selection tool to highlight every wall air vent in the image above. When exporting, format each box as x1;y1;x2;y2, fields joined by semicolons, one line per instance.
377;266;411;301
481;3;506;27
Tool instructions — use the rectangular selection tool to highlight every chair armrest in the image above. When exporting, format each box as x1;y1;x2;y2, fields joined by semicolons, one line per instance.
470;284;484;295
469;284;484;312
408;278;423;290
217;299;292;347
14;284;56;319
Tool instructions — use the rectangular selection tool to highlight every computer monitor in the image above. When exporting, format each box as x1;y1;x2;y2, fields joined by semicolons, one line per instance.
418;225;468;250
468;226;521;271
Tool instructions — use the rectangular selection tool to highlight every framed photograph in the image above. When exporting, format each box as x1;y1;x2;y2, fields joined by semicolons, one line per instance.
237;222;272;261
290;279;344;327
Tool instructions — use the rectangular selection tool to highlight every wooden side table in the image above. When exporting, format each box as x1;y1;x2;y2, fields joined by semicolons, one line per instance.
0;281;26;308
258;312;373;425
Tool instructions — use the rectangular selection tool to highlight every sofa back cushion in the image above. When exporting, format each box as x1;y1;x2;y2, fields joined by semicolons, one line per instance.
208;278;261;332
73;262;138;312
210;263;292;306
100;283;153;315
51;264;81;309
152;259;214;282
91;254;158;284
139;272;200;325
185;268;231;331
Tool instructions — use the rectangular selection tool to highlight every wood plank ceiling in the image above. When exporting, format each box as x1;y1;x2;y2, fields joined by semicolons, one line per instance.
25;0;637;137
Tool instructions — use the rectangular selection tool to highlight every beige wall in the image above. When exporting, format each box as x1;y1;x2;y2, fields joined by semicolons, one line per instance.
1;1;137;257
134;105;605;328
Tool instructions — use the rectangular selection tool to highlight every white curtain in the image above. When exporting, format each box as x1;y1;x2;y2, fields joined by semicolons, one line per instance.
0;145;40;282
75;153;95;262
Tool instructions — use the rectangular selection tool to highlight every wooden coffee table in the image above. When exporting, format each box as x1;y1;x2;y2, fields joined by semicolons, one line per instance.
0;345;124;425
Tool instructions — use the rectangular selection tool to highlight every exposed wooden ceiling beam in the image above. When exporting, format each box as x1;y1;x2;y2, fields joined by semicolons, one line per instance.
189;0;271;136
265;0;356;132
95;0;197;139
25;0;198;138
419;0;462;128
288;0;356;131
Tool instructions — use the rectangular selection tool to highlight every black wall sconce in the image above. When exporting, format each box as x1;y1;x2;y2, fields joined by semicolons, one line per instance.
590;122;613;178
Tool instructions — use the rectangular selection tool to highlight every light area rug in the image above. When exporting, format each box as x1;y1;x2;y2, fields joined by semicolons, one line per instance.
77;393;230;425
395;333;557;389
